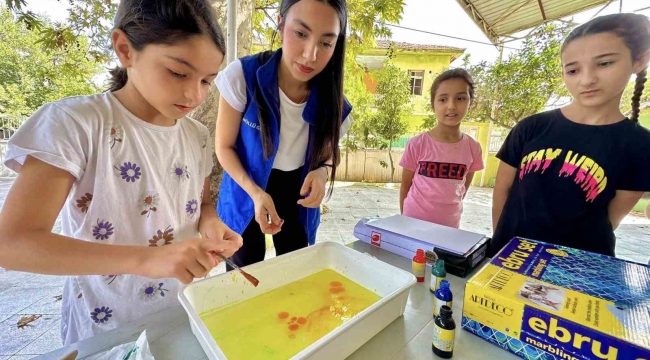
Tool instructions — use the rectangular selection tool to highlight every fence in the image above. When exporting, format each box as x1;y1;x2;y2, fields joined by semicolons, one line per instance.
336;149;405;183
0;140;14;177
0;115;25;178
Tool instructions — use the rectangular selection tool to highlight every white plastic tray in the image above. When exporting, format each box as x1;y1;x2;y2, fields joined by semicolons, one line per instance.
178;241;416;360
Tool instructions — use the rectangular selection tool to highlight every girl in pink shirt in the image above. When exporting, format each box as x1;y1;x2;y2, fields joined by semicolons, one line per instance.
400;69;484;228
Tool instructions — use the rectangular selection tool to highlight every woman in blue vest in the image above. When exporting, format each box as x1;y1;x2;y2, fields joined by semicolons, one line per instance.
214;0;352;267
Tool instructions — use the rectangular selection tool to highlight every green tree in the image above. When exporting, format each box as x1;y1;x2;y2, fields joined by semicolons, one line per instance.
253;0;404;48
372;60;412;181
0;8;103;116
419;114;437;131
340;75;373;180
468;23;571;129
6;0;118;64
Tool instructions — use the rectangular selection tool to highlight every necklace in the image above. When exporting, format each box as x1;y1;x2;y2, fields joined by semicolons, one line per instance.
298;90;310;104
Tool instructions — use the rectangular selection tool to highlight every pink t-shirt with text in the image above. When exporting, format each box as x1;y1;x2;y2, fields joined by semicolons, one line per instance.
400;132;484;228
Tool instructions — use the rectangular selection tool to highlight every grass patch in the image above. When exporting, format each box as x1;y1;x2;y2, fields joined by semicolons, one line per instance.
639;113;650;129
633;198;649;214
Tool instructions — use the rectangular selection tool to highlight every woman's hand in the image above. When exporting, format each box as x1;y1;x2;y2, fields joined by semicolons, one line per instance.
297;167;328;208
252;189;283;234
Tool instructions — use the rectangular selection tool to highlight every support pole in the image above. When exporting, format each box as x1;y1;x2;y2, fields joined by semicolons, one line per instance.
480;43;504;187
227;0;238;63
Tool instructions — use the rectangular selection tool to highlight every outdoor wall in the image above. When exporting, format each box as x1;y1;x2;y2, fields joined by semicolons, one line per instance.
484;154;499;187
362;52;453;115
388;53;451;114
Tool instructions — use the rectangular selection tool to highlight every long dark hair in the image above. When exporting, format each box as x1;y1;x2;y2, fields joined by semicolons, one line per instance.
561;13;650;122
256;0;348;196
430;68;476;109
107;0;226;92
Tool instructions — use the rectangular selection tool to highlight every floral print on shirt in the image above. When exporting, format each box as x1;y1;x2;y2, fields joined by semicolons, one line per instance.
73;277;83;300
76;193;93;213
139;191;159;217
92;219;114;241
103;275;121;285
171;162;190;181
186;199;199;218
109;125;124;149
148;226;174;247
115;162;141;183
139;282;169;301
91;306;113;324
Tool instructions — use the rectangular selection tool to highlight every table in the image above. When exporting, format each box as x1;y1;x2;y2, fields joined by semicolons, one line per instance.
40;241;520;360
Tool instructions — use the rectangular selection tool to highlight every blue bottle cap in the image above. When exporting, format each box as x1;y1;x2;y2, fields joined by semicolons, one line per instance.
440;280;450;290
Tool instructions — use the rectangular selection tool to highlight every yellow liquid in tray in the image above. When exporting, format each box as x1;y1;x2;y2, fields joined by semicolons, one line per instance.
199;269;381;360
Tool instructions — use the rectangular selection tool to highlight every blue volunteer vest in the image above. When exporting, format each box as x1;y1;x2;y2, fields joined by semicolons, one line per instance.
217;49;353;245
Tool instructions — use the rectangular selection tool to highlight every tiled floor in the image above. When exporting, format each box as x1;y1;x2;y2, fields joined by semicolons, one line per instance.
0;180;649;357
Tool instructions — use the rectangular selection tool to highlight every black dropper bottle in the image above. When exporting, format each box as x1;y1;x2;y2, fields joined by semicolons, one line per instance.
432;305;456;358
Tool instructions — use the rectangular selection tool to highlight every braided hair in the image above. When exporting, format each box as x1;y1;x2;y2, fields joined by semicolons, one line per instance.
631;69;647;122
562;13;650;122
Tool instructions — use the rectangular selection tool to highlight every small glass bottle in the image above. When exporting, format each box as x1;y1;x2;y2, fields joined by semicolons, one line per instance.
433;280;452;317
432;305;456;358
430;259;446;293
412;249;426;282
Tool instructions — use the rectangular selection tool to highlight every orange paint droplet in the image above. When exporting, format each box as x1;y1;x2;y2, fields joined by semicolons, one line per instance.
289;324;299;331
291;316;297;321
297;317;307;324
278;312;289;319
330;281;343;287
329;287;346;294
289;334;296;339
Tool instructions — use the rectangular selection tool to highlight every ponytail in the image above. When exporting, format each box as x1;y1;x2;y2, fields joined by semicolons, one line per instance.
107;67;128;92
631;68;647;122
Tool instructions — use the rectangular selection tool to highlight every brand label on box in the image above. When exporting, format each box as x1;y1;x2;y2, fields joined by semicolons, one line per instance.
463;237;650;360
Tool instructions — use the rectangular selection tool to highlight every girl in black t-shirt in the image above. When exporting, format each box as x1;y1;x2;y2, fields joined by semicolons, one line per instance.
491;14;650;257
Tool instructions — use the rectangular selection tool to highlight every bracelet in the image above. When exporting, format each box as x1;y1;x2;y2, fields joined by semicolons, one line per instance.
319;164;332;178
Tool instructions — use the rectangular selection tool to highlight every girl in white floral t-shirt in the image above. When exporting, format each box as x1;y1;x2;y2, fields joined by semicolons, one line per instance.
0;0;242;345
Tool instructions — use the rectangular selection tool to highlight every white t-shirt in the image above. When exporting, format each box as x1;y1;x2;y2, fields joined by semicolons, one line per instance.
215;60;352;171
4;92;213;345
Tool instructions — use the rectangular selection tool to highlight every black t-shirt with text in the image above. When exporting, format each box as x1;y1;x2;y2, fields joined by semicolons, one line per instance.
492;109;650;257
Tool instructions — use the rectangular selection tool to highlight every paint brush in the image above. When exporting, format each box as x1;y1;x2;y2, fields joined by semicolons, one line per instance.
267;213;273;241
211;251;259;287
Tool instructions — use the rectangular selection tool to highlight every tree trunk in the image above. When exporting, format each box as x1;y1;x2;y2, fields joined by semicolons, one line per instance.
345;133;350;181
191;0;254;207
362;148;367;182
388;142;395;183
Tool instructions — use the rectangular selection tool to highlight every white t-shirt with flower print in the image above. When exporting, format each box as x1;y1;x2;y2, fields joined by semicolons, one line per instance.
4;92;213;345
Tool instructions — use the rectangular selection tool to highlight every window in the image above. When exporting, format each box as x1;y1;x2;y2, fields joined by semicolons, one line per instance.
409;70;424;96
460;126;479;141
489;127;507;153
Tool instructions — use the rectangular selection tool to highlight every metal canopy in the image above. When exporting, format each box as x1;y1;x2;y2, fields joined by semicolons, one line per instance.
455;0;612;44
